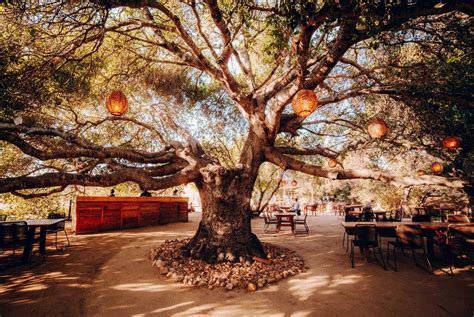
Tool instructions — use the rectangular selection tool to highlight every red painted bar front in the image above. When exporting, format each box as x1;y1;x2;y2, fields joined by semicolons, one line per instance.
75;196;189;234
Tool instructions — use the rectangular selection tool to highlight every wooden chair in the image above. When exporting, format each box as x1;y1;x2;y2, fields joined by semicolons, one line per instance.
387;224;433;274
349;224;386;270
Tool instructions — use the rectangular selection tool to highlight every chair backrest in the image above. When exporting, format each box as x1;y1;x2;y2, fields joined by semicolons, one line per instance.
48;212;66;219
447;214;470;223
262;212;270;224
345;214;359;222
0;215;7;221
0;221;28;247
355;224;378;244
412;214;431;222
263;211;276;223
396;224;423;248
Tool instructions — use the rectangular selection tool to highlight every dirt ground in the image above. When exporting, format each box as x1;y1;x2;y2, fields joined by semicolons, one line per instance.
1;213;473;317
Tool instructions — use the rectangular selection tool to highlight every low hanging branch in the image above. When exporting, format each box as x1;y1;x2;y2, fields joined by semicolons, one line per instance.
264;147;466;189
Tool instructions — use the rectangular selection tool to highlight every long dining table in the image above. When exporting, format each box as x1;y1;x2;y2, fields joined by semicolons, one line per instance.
341;221;452;259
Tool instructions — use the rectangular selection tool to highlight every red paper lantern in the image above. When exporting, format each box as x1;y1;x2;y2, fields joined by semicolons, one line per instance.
367;118;388;138
416;170;425;177
291;180;298;186
292;90;318;117
431;162;443;174
328;159;338;168
442;136;461;150
106;90;128;116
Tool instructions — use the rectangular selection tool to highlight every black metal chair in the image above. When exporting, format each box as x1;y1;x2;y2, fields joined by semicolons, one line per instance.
343;214;358;252
349;224;386;270
387;224;433;274
263;212;278;233
0;221;29;265
0;215;7;222
294;212;309;235
412;214;431;222
46;213;69;250
446;224;474;270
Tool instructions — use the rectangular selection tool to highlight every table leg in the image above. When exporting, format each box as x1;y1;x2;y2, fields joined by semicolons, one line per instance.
426;233;436;260
277;219;281;232
291;220;294;233
39;227;47;254
21;226;36;264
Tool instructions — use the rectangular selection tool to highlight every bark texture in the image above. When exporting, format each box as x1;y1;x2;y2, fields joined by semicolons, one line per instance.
182;165;266;262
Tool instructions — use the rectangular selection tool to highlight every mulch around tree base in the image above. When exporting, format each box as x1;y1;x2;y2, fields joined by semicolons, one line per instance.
150;239;306;291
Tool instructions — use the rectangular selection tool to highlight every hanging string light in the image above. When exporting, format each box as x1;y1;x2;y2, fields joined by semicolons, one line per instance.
292;89;318;117
106;90;128;116
416;170;425;177
291;180;298;186
442;136;461;150
328;159;338;168
367;118;389;138
431;162;444;174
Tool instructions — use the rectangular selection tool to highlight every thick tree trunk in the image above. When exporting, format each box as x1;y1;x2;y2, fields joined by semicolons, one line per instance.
181;165;266;263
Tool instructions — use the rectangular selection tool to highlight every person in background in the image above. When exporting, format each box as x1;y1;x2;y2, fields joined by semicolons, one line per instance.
140;185;152;197
109;189;115;197
289;197;301;216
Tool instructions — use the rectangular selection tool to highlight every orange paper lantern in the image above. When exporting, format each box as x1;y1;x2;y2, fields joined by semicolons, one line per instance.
328;159;338;168
367;118;388;138
442;136;461;150
291;180;298;186
416;170;425;177
431;162;443;174
106;90;128;116
292;89;318;117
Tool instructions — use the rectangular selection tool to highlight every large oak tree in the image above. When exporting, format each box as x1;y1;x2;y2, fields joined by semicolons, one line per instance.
0;0;472;262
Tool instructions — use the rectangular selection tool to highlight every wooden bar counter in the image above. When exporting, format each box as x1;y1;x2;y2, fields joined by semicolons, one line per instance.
75;196;188;234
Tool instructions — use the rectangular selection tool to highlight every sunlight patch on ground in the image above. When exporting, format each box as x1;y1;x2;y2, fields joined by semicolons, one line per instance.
18;283;48;292
111;282;180;292
144;301;195;315
288;275;329;300
288;273;363;300
290;311;314;317
329;274;362;288
172;303;219;316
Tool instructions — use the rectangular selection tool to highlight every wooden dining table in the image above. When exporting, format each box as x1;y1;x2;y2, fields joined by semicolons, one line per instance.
341;221;452;259
13;219;66;263
274;212;296;233
351;210;390;221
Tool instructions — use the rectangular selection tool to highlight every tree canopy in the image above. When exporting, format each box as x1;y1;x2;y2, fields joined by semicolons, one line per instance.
0;0;472;197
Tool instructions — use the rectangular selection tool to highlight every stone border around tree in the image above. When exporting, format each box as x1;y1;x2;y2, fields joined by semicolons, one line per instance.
150;239;306;291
